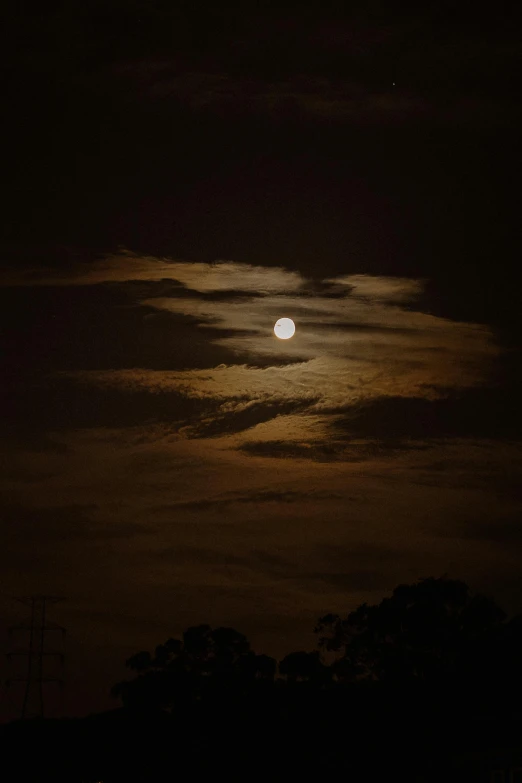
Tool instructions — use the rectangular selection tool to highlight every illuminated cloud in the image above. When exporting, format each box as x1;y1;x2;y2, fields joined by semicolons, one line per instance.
333;275;424;302
0;249;303;293
49;253;497;447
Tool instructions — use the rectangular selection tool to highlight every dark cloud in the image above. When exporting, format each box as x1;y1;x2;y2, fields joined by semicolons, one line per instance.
333;390;522;442
61;3;516;128
188;398;318;439
0;503;138;544
305;569;398;593
0;282;282;378
160;488;344;512
150;539;413;598
3;4;520;304
3;371;316;441
439;516;522;547
290;540;445;597
191;289;267;303
1;433;69;455
405;454;522;501
239;438;428;463
295;280;354;299
2;376;209;434
151;545;251;568
239;440;352;462
304;321;419;334
239;386;522;462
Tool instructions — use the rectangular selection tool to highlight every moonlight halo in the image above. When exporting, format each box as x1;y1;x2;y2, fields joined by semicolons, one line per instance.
274;317;296;340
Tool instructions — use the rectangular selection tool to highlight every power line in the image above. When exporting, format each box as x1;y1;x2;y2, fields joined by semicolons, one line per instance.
6;595;66;719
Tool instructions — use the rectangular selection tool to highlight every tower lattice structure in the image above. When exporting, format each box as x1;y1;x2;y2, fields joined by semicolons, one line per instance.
7;595;65;719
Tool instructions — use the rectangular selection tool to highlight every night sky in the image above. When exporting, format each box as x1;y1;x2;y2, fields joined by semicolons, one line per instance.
1;2;521;717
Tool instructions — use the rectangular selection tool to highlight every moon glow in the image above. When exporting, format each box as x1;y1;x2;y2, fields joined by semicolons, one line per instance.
274;318;296;340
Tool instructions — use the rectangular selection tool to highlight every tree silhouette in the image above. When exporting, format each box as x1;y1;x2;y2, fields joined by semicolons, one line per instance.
112;576;520;727
279;650;331;685
315;577;506;685
112;624;276;711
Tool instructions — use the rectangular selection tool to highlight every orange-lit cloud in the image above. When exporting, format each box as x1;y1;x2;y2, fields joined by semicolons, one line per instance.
46;252;497;448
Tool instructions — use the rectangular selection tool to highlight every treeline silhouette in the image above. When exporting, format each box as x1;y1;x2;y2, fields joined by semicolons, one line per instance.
3;577;522;782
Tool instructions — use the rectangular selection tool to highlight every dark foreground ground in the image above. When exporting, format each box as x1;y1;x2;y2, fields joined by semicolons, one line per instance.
2;684;522;782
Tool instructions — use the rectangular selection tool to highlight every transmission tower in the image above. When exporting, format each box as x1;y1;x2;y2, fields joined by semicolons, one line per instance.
6;595;65;719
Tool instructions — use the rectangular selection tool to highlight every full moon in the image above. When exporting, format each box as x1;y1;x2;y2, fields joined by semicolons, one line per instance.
274;317;295;340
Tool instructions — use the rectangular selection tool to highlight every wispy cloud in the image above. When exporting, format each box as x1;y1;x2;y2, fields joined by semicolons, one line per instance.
0;250;303;293
15;250;496;451
157;487;344;512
